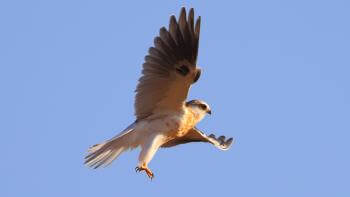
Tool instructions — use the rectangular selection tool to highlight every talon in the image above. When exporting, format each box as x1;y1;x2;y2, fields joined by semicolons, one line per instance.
146;170;154;180
135;166;154;180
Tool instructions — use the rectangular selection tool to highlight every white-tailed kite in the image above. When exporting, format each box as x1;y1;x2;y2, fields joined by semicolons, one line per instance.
85;7;233;179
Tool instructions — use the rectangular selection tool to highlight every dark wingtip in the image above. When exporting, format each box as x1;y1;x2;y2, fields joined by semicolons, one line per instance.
170;15;177;25
179;7;187;26
195;16;201;36
226;138;234;147
159;26;167;35
180;7;186;16
218;136;226;142
188;8;194;29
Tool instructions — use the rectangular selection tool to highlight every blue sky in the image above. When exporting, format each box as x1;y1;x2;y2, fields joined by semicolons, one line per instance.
1;0;349;196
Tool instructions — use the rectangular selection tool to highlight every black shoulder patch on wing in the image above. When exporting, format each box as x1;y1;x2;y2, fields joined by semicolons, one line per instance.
176;65;190;76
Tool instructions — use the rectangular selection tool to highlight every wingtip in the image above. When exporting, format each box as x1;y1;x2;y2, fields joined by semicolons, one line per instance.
222;137;234;150
227;137;234;146
179;7;187;24
159;26;167;33
170;15;177;23
219;136;234;150
180;7;186;15
169;15;178;31
194;16;201;37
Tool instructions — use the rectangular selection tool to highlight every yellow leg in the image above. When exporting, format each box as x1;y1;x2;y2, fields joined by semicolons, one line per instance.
135;164;154;180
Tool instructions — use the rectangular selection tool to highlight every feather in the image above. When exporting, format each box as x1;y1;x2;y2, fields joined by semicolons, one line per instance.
134;7;201;120
84;123;138;168
161;127;234;150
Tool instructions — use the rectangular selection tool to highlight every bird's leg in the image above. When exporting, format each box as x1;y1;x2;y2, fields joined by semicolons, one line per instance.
135;163;154;179
136;134;165;180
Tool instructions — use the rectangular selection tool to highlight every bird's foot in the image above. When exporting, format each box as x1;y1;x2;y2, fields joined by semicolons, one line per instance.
135;166;154;180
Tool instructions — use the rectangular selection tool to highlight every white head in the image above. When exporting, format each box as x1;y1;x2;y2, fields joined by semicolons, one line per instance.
185;99;212;120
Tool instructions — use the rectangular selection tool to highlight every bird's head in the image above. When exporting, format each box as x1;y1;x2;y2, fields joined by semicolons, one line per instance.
185;100;212;118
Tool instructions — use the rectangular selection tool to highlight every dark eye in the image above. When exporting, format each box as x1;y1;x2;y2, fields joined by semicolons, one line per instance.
199;104;207;110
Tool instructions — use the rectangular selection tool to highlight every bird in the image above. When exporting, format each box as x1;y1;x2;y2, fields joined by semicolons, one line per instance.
84;7;234;179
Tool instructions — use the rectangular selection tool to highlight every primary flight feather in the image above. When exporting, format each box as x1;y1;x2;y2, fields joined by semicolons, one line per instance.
84;7;233;179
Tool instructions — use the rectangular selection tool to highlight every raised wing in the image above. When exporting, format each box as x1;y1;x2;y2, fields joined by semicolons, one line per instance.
134;7;201;120
161;127;234;150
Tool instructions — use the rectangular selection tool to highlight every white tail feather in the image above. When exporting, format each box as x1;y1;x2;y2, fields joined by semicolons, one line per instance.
84;122;137;168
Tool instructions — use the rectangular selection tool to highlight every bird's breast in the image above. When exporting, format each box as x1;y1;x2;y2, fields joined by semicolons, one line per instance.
162;109;198;138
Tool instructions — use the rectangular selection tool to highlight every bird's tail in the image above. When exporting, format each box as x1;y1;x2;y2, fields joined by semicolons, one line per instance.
84;122;138;169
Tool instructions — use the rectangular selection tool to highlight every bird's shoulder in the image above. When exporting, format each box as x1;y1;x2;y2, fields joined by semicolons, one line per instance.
140;106;187;122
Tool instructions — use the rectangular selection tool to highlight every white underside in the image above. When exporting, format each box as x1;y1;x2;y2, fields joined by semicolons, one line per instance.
85;109;198;168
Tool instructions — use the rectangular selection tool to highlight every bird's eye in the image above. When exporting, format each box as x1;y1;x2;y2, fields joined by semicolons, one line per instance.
199;104;207;110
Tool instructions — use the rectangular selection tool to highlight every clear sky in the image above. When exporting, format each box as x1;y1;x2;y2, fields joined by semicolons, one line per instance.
1;0;349;196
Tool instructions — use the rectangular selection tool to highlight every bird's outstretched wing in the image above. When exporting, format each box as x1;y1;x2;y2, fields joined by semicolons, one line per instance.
134;7;201;120
161;127;234;150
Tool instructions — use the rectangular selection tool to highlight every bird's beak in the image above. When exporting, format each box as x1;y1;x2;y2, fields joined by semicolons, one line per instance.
207;110;212;115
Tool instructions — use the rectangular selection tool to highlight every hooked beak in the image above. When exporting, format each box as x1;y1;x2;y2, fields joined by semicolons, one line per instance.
207;110;212;115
